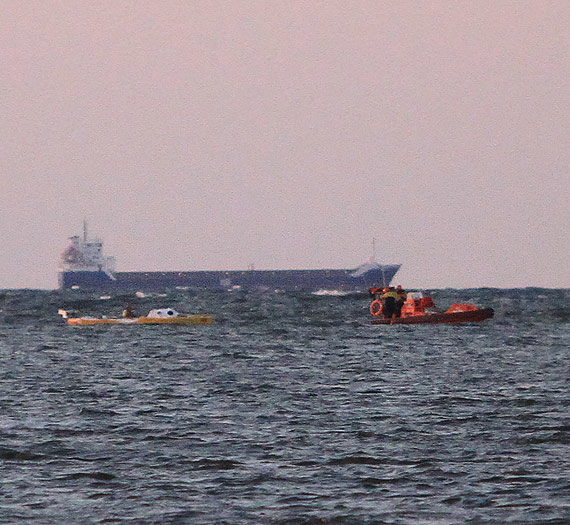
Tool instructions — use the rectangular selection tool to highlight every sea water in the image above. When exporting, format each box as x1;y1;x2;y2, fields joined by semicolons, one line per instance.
0;288;568;524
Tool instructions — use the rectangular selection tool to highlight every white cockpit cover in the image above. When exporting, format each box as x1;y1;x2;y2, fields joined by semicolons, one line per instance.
146;308;179;318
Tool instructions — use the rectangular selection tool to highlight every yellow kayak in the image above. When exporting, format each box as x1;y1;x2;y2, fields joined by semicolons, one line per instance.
62;308;214;326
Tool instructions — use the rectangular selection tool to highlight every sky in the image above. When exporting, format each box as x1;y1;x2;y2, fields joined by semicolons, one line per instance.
1;0;569;289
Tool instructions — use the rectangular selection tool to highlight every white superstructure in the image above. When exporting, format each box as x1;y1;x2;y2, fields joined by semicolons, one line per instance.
60;222;115;278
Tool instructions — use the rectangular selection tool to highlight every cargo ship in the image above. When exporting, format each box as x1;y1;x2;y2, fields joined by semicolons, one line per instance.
58;224;400;292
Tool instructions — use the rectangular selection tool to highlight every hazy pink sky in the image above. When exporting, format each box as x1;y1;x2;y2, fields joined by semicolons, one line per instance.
2;1;569;289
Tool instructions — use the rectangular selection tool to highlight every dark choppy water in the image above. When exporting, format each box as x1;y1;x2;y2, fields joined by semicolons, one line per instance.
0;288;569;524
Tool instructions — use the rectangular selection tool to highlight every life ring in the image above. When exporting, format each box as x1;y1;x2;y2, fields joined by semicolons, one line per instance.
370;299;383;316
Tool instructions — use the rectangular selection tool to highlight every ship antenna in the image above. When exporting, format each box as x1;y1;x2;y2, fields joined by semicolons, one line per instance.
83;219;88;242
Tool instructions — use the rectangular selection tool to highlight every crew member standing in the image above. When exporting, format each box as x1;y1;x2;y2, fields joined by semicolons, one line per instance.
395;285;407;318
382;287;398;319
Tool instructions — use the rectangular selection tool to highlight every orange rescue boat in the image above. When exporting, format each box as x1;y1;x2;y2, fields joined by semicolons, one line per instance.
370;292;493;325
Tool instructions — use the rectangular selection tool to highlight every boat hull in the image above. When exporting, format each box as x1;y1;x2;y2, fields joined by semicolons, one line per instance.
67;315;214;325
59;265;401;292
371;308;494;325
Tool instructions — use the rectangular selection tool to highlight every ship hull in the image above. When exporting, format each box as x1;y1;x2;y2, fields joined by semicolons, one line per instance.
59;265;400;292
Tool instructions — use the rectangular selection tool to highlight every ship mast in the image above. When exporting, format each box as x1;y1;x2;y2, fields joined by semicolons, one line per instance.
83;219;88;242
372;237;388;287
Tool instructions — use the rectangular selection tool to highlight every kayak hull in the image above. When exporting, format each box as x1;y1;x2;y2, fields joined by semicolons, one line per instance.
371;308;494;325
67;315;214;326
